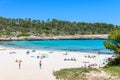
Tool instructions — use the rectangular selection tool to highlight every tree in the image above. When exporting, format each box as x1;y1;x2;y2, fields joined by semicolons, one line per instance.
104;30;120;56
0;16;119;37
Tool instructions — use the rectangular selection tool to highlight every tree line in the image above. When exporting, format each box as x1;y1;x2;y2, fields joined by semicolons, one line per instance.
0;16;120;37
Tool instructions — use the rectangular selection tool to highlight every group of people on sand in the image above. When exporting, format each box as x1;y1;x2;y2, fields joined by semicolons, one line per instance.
84;55;96;58
15;59;42;69
64;58;77;61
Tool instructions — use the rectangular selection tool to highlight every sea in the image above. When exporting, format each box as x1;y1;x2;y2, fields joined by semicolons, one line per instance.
0;39;113;53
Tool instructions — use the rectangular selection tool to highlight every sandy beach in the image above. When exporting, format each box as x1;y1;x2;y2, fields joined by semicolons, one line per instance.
0;34;108;41
0;46;113;80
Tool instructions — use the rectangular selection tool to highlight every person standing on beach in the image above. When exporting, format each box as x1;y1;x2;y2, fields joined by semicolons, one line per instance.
39;60;42;69
16;59;22;69
19;60;22;69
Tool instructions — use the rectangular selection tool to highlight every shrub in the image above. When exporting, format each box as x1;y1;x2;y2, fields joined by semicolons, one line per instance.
107;56;120;66
17;33;30;37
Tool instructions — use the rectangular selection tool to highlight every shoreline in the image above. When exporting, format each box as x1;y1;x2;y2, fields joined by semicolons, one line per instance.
1;45;113;55
0;34;108;41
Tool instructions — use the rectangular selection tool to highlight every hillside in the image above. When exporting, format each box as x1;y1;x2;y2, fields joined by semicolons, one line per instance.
0;17;120;39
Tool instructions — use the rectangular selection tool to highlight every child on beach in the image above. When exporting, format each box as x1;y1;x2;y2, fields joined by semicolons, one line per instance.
19;60;22;69
39;60;42;69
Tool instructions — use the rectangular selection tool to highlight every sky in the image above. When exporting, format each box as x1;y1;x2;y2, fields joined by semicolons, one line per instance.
0;0;120;25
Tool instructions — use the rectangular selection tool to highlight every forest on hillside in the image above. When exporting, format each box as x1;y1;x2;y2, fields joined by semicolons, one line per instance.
0;17;120;37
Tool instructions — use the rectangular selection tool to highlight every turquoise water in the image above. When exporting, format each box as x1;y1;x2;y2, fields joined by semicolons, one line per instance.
0;40;111;53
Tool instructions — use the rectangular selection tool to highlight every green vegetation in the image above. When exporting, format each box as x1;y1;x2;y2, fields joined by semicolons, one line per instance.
107;56;120;66
104;30;120;66
103;66;120;77
17;33;30;37
53;67;120;80
104;30;120;56
53;68;99;80
103;30;120;79
0;16;120;37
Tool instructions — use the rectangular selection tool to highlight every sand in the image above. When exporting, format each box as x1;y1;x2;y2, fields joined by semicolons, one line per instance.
0;46;113;80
